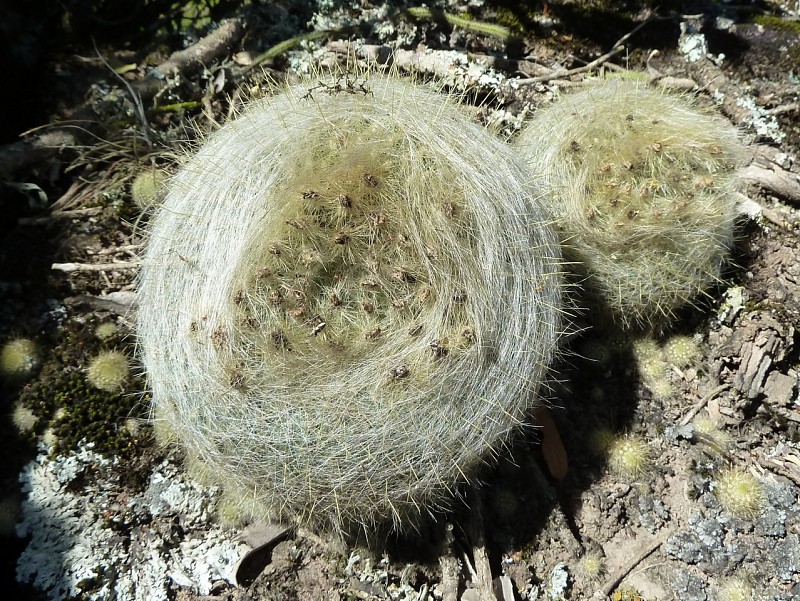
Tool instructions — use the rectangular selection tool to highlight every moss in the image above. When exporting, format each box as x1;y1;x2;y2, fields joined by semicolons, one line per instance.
752;14;800;34
493;7;538;35
18;369;149;457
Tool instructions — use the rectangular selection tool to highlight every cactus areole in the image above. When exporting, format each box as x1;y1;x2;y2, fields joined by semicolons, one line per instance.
138;74;563;534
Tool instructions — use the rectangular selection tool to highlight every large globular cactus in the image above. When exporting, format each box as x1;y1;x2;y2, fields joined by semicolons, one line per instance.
137;73;563;534
516;78;745;331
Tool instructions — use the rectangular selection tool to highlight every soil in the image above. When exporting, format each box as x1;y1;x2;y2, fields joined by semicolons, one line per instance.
1;1;799;600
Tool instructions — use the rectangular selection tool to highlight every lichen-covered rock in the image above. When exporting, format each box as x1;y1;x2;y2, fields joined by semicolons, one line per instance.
138;73;564;534
16;443;244;600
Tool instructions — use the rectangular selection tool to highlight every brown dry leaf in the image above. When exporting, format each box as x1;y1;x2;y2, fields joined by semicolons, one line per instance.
535;406;569;481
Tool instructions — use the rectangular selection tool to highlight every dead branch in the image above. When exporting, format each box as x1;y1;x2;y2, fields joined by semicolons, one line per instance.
93;244;141;256
438;552;460;601
64;291;137;315
517;15;657;84
0;129;84;178
755;454;800;489
766;102;799;116
0;19;243;177
468;489;498;601
18;207;103;226
679;384;732;427
684;51;765;130
739;164;800;204
52;261;140;272
132;18;244;100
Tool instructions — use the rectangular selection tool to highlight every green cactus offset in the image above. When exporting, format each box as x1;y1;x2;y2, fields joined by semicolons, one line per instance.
86;350;130;392
0;338;39;380
137;73;564;535
516;78;745;331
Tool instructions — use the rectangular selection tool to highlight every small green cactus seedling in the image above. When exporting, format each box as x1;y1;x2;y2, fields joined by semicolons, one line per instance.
11;403;37;434
516;78;744;331
692;415;731;451
94;322;119;341
577;552;606;579
663;334;702;369
717;575;754;601
138;72;564;534
714;466;765;519
607;433;650;477
1;338;39;379
131;168;167;209
86;351;130;392
633;337;672;396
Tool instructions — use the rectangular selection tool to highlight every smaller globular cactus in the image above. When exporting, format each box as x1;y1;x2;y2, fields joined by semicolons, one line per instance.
94;322;119;341
577;552;606;580
717;575;754;601
663;334;702;369
0;338;39;380
131;168;168;209
714;466;765;519
86;351;130;392
11;403;37;434
607;433;650;477
516;78;745;331
632;337;672;397
692;415;731;451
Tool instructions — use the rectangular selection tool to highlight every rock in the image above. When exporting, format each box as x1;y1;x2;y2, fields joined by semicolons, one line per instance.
763;371;797;406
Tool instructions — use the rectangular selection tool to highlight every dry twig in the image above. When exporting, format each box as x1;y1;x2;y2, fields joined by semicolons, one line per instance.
598;530;674;597
679;384;732;427
52;261;141;272
517;15;657;84
468;489;498;601
18;207;103;226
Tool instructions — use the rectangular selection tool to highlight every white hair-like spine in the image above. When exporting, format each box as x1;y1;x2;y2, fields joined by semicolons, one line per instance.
138;73;563;534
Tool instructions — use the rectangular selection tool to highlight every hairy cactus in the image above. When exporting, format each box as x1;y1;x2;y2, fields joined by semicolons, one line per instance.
0;338;39;380
138;74;563;534
516;78;744;331
714;466;765;519
86;350;130;392
131;168;167;209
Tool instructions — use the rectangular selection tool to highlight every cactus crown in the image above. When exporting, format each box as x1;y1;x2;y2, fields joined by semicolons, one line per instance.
138;72;563;534
517;78;745;331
